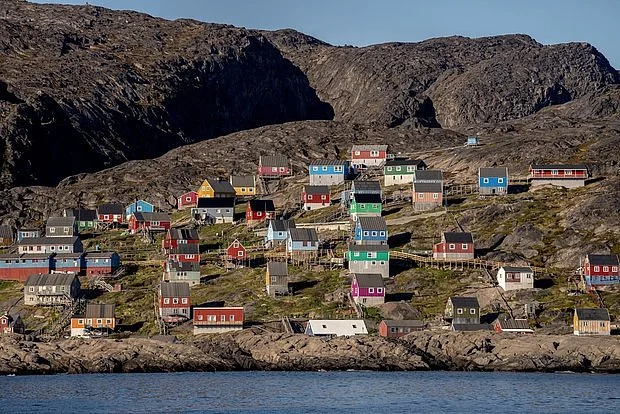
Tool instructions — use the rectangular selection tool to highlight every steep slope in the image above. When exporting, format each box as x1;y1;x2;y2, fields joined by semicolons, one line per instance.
0;1;333;189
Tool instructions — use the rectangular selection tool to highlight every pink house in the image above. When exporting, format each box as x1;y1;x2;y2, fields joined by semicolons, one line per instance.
351;273;385;306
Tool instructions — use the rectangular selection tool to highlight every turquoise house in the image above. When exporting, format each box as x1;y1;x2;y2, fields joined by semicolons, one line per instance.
125;200;154;220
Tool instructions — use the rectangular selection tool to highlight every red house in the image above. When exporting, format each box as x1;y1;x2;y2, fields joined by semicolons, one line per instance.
177;191;199;210
168;243;200;263
433;232;474;260
302;185;330;211
193;306;244;334
226;239;246;260
128;212;171;234
162;228;200;250
529;164;588;188
582;253;620;287
350;144;388;169
0;313;25;334
96;203;124;226
258;155;291;178
246;199;276;225
159;281;191;323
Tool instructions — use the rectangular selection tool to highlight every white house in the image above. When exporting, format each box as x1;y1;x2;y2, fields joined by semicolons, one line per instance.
304;319;368;337
497;266;534;291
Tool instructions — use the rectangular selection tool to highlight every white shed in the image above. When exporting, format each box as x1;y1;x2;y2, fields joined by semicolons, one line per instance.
304;319;368;337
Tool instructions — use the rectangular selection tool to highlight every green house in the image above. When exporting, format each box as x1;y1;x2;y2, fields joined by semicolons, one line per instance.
64;208;97;232
347;245;390;278
350;193;382;221
384;159;427;187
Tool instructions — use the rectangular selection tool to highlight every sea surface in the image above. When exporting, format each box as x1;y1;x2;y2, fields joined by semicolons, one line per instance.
1;371;619;413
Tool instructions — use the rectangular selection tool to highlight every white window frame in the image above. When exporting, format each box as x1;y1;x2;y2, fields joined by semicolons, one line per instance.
367;252;377;259
371;231;378;237
470;309;476;314
181;298;188;304
483;178;489;184
457;308;463;314
551;170;559;176
238;251;244;257
369;288;375;293
172;298;179;304
321;195;327;200
418;193;424;199
387;166;393;172
432;193;438;199
406;166;415;172
370;150;379;157
312;166;319;171
498;178;504;184
322;166;328;171
163;298;170;304
594;266;600;272
462;243;468;250
354;150;360;156
334;166;343;172
565;170;572;175
603;266;609;272
377;288;383;293
363;231;369;236
449;243;455;250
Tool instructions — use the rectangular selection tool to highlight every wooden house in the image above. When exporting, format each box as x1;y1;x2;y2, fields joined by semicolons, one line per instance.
0;253;54;282
18;236;83;254
46;216;77;237
347;245;390;279
0;313;25;334
198;178;236;199
246;199;276;225
351;273;385;306
191;197;235;224
163;260;201;286
83;251;121;277
168;243;200;263
378;320;425;338
445;296;480;325
125;200;154;221
53;253;84;274
159;281;191;323
264;219;296;248
308;160;351;186
177;191;199;209
193;307;244;334
305;319;368;337
226;239;247;261
286;228;319;259
433;232;474;260
479;167;509;195
573;308;610;336
582;254;620;287
24;273;81;306
258;155;291;178
412;182;443;211
302;185;330;211
413;170;443;184
384;159;427;186
349;193;382;221
0;225;14;246
162;228;200;251
230;175;257;197
492;317;534;334
497;266;534;291
530;164;588;188
16;228;40;242
354;216;388;245
350;144;388;169
266;261;289;296
64;208;97;232
128;212;171;234
96;203;124;227
70;304;115;337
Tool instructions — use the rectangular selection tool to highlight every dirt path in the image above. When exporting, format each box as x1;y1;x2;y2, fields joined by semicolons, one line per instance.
385;209;447;226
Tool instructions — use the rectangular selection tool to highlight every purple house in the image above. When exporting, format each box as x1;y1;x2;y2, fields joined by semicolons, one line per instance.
351;273;385;307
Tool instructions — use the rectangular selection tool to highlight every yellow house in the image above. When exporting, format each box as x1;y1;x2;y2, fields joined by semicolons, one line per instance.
573;308;610;336
198;178;236;198
70;304;116;337
230;175;256;197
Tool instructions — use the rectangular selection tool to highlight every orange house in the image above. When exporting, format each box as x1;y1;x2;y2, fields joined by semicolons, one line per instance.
71;304;116;337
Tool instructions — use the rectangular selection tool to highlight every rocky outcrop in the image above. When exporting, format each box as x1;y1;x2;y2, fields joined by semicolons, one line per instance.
1;330;619;375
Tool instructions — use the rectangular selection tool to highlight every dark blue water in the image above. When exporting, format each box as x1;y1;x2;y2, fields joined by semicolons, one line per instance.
1;371;619;413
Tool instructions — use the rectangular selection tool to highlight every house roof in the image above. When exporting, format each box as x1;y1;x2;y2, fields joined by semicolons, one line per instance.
267;261;288;276
160;281;191;297
205;178;235;193
348;244;389;253
413;182;442;193
414;170;443;182
353;273;384;288
586;254;619;266
25;273;77;287
449;296;480;308
494;318;532;331
196;197;236;209
443;232;474;244
385;158;426;167
479;167;508;178
452;323;491;331
97;203;124;215
133;212;170;222
169;228;200;241
249;199;275;212
230;175;255;187
306;319;368;336
288;228;318;242
0;225;13;240
304;185;329;195
382;320;425;328
575;308;610;321
46;216;75;227
357;216;387;231
64;208;97;222
351;144;388;152
167;261;200;272
531;164;588;170
352;193;382;204
260;155;289;168
85;303;115;319
351;180;381;192
170;243;200;255
500;266;534;273
18;236;80;246
269;220;296;232
309;159;348;166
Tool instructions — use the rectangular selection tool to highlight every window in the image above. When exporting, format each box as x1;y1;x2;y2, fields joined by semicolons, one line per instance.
221;315;226;322
359;204;365;209
353;252;360;257
272;167;278;172
308;195;313;200
370;150;379;157
380;261;385;265
387;166;393;172
407;166;415;172
363;231;369;236
498;178;504;183
241;188;246;192
418;193;424;199
186;196;192;201
449;243;455;250
352;324;357;329
50;227;55;233
78;319;84;324
137;206;143;211
551;170;558;175
354;150;360;156
457;308;463;314
312;166;319;171
181;298;188;304
208;315;217;322
377;288;383;293
390;327;397;333
369;288;375;293
195;315;203;321
379;231;385;237
483;178;489;184
603;266;609;272
238;251;244;257
594;266;600;272
97;319;102;324
151;221;160;226
104;215;109;220
257;211;263;216
462;243;468;250
371;231;377;237
367;252;377;259
565;170;572;175
321;195;326;200
172;298;179;304
163;298;170;304
470;309;476;314
279;167;285;172
29;287;34;292
322;166;328;171
613;267;618;272
230;315;235;321
372;204;379;209
433;193;438;199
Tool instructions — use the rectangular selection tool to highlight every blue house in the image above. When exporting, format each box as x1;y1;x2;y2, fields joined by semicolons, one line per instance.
16;228;40;242
264;219;296;248
0;253;54;282
53;253;84;274
309;160;352;186
478;167;508;195
125;200;155;220
354;217;388;246
286;228;319;259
